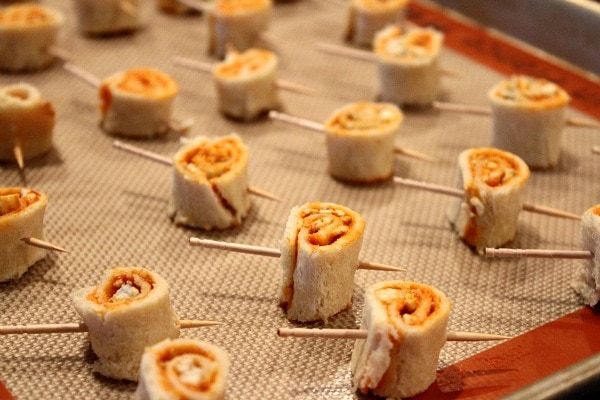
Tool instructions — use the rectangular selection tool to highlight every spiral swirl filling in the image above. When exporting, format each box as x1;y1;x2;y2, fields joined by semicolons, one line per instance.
466;149;525;190
158;346;219;393
180;138;242;180
327;102;402;133
375;27;438;60
298;205;357;247
215;49;275;78
0;188;40;216
375;283;440;328
87;268;154;307
492;76;569;107
0;5;56;26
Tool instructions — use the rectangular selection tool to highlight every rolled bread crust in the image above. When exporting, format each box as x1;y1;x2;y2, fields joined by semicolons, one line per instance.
135;338;229;400
571;206;600;307
279;202;365;322
351;280;451;399
72;0;151;35
99;67;179;138
0;188;47;282
70;267;180;381
374;26;444;106
324;101;402;183
447;147;530;254
212;48;279;121
345;0;408;47
488;76;570;169
169;134;250;230
0;4;63;72
207;0;272;59
0;83;55;161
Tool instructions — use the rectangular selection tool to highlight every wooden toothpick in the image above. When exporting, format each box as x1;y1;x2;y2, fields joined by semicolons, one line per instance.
393;176;581;221
268;110;436;163
12;142;25;171
173;56;319;96
484;247;593;260
21;237;69;253
315;42;461;77
277;327;510;341
433;101;600;128
189;237;406;272
0;319;221;335
112;140;282;202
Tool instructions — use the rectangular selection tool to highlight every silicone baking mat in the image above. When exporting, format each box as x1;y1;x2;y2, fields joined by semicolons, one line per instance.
1;1;599;399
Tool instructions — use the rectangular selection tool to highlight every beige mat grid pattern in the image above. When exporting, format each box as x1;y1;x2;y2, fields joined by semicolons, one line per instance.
1;1;599;399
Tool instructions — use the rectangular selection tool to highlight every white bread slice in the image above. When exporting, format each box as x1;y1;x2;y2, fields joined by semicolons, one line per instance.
489;75;570;169
212;48;279;121
0;4;63;71
351;280;451;399
447;147;530;253
323;101;403;183
571;205;600;307
99;67;179;138
279;202;365;322
207;0;272;59
0;83;55;162
72;0;151;35
345;0;408;47
169;134;250;230
374;25;443;106
0;188;47;282
71;267;180;381
135;338;229;400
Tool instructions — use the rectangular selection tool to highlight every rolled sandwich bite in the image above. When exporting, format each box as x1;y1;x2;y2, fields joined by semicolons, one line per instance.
345;0;408;47
71;266;180;381
169;134;251;230
135;338;230;400
488;75;571;169
351;280;451;399
0;3;64;72
71;0;151;36
99;67;179;138
280;202;365;322
447;147;530;253
571;205;600;307
323;101;403;183
207;0;272;59
0;187;48;282
373;25;444;106
0;83;56;163
212;47;280;121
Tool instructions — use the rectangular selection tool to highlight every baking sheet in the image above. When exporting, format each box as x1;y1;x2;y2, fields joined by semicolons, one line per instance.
1;1;599;399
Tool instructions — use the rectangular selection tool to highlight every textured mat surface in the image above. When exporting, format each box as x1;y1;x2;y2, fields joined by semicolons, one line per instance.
1;1;599;399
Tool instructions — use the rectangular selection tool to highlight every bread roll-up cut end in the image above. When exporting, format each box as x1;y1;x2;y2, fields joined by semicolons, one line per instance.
572;205;600;307
99;67;179;138
279;202;365;322
374;26;444;106
0;3;64;72
170;134;251;230
447;147;530;253
71;266;180;381
345;0;408;47
136;338;229;400
324;101;403;183
213;48;280;121
351;280;451;399
488;76;570;169
0;187;48;282
0;83;55;162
